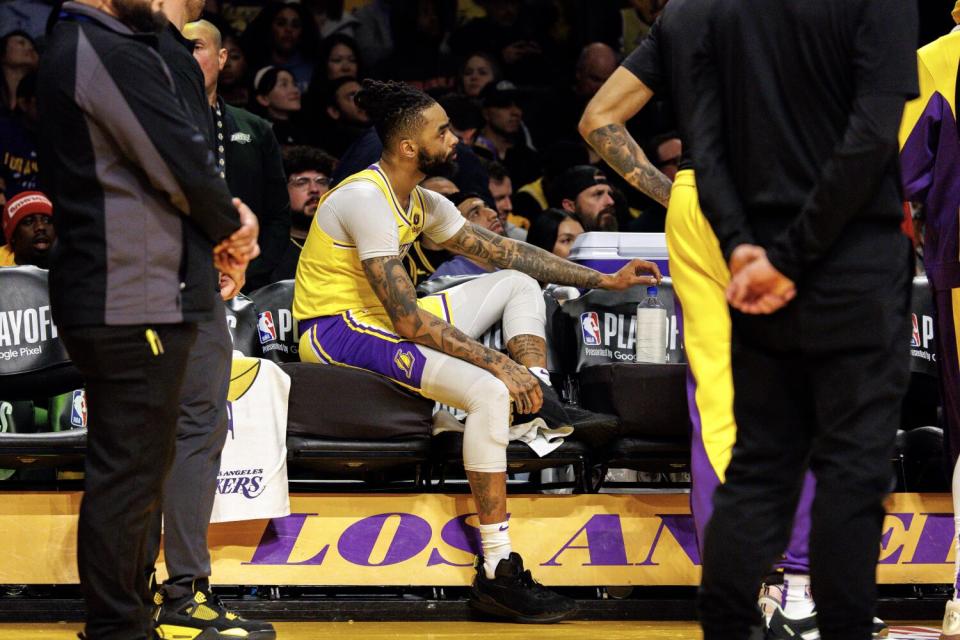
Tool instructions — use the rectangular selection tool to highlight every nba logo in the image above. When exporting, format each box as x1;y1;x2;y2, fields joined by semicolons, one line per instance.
70;390;87;428
580;312;602;346
911;313;921;348
257;311;277;344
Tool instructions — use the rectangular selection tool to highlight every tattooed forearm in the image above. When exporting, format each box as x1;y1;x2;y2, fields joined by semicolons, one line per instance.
362;255;511;372
444;224;606;289
586;123;672;207
506;334;546;369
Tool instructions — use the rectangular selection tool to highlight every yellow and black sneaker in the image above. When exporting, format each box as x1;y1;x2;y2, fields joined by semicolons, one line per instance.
154;588;275;640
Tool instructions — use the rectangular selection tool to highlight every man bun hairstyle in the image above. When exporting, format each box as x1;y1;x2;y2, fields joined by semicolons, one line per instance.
354;79;436;149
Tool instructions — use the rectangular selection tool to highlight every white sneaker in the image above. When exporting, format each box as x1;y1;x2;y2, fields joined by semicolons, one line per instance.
942;599;960;640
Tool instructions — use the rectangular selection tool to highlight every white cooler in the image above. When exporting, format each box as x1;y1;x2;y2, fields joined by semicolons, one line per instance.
567;232;670;277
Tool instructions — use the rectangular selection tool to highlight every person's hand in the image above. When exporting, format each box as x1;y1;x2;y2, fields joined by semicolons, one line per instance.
726;253;796;315
491;357;543;415
599;259;662;291
728;244;766;276
218;268;245;301
215;198;260;263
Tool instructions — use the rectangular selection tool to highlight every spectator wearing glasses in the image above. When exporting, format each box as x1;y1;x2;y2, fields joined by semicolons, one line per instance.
185;19;291;292
273;145;337;282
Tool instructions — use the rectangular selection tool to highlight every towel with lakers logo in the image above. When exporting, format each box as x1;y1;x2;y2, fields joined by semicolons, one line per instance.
210;355;291;523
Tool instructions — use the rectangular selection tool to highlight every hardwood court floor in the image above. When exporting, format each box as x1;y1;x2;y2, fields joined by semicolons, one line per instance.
0;621;944;639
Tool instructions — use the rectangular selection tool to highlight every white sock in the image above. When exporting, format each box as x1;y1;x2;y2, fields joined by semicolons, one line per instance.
782;573;815;618
528;366;551;386
478;521;513;579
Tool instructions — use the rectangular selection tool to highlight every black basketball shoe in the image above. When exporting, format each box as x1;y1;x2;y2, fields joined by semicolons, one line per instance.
154;586;275;639
470;553;578;623
517;380;619;448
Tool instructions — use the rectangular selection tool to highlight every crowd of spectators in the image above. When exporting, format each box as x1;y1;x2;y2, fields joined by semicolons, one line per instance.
0;0;696;281
0;0;953;280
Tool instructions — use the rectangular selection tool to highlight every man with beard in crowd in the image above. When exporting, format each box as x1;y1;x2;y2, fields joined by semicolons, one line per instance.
272;144;336;282
292;79;661;623
553;165;618;231
38;0;259;638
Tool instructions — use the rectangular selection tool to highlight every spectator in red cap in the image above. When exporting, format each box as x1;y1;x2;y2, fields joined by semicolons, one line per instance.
0;189;53;268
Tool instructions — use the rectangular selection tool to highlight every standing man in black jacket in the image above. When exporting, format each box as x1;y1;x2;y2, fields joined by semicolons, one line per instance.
37;1;258;639
140;5;276;639
692;2;919;640
183;18;290;293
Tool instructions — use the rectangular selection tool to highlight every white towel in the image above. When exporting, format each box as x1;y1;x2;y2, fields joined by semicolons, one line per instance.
210;357;291;523
432;411;573;457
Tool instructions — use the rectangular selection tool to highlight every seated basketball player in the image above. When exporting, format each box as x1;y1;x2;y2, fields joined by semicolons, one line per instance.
293;79;660;623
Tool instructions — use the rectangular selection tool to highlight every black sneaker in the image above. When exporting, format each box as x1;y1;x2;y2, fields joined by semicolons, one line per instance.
526;380;571;430
470;553;578;623
154;588;276;639
522;382;619;449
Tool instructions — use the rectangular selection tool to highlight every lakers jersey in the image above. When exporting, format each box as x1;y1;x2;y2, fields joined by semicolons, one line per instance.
293;165;465;322
900;31;960;289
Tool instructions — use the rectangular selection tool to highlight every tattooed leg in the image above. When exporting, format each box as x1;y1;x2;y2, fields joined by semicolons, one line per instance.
507;334;547;369
467;470;508;524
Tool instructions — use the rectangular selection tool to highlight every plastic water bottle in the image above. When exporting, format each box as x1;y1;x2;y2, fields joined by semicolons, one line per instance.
635;286;667;364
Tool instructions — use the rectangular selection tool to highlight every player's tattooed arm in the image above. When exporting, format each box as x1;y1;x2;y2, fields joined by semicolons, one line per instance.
442;224;662;291
360;255;508;369
442;223;604;288
579;66;671;206
362;255;543;413
585;124;671;207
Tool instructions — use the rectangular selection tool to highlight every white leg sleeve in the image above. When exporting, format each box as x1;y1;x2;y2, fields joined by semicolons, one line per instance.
428;270;546;341
418;343;510;472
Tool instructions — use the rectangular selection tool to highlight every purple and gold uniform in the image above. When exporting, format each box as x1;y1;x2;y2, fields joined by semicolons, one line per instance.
900;31;960;463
